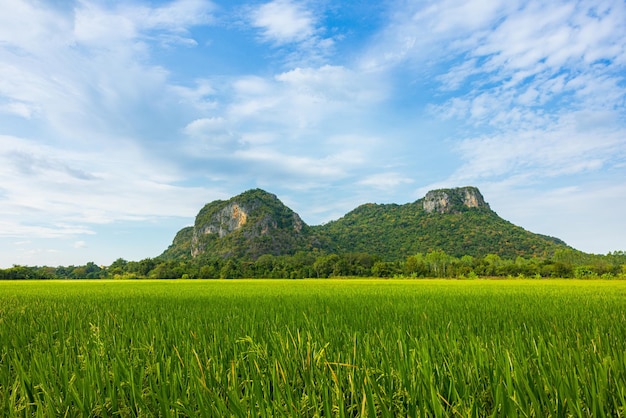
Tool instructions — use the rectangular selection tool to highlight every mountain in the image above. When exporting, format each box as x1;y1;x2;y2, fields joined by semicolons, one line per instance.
317;187;567;260
159;186;570;261
160;189;322;260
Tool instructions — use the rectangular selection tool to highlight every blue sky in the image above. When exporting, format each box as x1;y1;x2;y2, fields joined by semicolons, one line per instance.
0;0;625;267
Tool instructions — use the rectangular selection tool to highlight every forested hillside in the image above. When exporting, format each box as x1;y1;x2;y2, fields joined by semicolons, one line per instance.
162;186;568;262
317;200;566;260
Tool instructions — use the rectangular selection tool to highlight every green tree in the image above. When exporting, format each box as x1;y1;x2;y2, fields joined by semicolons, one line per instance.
220;259;241;279
425;250;453;277
404;253;428;277
84;262;103;279
199;264;219;279
108;258;128;276
313;254;339;278
371;261;400;278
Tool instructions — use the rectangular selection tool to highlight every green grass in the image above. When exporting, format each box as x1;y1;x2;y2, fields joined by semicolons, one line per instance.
1;279;626;416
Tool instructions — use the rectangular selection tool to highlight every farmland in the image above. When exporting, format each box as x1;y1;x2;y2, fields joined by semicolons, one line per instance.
1;279;626;416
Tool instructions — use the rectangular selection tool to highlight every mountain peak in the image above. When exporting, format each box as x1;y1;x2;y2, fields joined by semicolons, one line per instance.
189;189;310;259
422;186;490;214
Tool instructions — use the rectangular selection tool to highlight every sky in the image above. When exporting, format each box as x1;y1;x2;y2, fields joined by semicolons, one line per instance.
0;0;625;267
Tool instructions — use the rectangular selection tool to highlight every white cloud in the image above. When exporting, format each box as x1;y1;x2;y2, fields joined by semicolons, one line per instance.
74;0;214;46
0;101;35;118
0;0;215;148
483;182;626;254
250;0;316;45
233;147;358;180
451;112;624;183
360;0;516;70
0;220;94;239
173;64;391;190
276;65;385;103
0;134;220;239
0;1;72;53
176;65;388;162
427;0;509;34
359;173;414;189
169;79;217;111
249;65;383;119
74;2;137;46
74;240;88;249
140;0;215;30
183;117;239;148
247;0;336;66
365;0;626;120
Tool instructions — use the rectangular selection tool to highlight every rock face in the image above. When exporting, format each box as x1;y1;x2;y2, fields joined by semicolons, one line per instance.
194;203;248;239
423;186;490;214
189;189;311;259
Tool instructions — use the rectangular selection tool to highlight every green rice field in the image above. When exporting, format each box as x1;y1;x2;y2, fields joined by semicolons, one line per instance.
1;279;626;416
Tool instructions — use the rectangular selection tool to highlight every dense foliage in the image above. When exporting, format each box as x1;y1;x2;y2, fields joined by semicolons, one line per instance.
2;249;625;280
317;202;567;260
2;280;626;416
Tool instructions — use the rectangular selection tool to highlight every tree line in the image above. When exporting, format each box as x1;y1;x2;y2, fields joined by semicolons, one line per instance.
1;249;625;280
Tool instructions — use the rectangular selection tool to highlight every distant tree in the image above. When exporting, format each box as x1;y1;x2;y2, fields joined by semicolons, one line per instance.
404;253;428;277
344;253;377;276
255;254;276;277
149;262;183;279
70;266;87;279
313;254;339;278
128;258;156;277
476;253;502;276
3;265;35;280
108;258;128;276
371;261;400;278
84;262;104;279
199;264;219;279
425;250;453;277
220;259;241;279
550;262;573;278
455;255;476;277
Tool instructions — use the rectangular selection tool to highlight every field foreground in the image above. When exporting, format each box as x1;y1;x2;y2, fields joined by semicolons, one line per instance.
1;279;626;416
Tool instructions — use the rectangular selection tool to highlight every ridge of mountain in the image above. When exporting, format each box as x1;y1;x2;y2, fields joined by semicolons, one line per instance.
159;186;570;261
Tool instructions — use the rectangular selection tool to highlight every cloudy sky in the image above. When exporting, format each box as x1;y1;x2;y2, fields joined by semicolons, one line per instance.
1;0;625;267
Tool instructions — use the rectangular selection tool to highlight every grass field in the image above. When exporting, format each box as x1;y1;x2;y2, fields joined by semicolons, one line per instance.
1;279;626;416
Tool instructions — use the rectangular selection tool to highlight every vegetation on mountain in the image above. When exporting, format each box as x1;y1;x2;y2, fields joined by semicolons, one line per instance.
159;227;193;261
161;189;322;261
317;200;565;260
161;186;569;262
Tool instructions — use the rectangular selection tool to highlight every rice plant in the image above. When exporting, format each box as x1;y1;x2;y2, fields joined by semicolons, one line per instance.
1;279;625;416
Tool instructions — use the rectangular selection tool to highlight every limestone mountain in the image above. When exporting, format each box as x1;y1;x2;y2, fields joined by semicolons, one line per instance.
317;187;567;260
160;186;570;261
422;187;489;214
160;189;321;260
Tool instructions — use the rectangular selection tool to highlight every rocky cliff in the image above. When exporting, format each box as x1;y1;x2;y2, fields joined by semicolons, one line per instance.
161;189;316;260
423;186;489;214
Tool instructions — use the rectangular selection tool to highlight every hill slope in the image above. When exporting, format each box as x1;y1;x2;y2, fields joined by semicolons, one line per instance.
160;186;569;261
316;187;567;259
